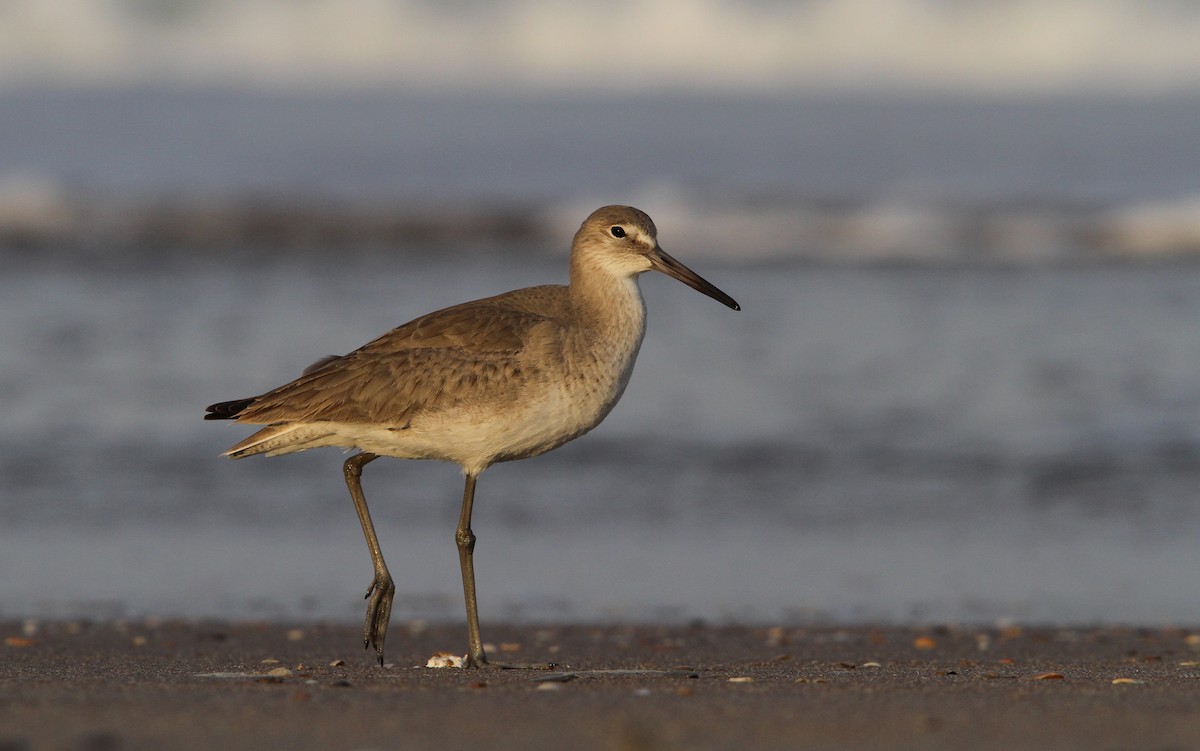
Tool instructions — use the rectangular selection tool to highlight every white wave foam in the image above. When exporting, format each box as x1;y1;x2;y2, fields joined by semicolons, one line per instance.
2;0;1200;92
0;171;72;235
546;189;1117;263
1103;194;1200;256
7;181;1200;263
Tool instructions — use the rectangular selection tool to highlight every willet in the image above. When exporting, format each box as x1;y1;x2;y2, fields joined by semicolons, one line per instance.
205;205;739;667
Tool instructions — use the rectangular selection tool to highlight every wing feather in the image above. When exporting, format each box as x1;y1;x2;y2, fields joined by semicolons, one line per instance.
231;289;565;427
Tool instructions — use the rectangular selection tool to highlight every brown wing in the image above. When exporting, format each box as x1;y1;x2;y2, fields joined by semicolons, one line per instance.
232;289;565;426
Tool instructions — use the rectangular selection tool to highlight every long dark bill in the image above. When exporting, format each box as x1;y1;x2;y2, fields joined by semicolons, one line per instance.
648;247;741;311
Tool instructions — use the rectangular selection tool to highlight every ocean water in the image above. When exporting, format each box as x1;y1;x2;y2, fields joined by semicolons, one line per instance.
2;253;1199;626
1;86;1199;626
3;89;1200;263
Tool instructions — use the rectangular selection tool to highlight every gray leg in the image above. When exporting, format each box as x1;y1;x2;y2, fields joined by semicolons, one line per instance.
455;472;489;667
343;452;393;665
454;473;556;670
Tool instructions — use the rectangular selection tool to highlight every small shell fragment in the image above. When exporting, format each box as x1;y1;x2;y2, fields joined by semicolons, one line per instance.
913;636;937;650
727;676;753;683
1031;672;1065;681
1111;677;1145;685
426;652;465;669
267;667;292;677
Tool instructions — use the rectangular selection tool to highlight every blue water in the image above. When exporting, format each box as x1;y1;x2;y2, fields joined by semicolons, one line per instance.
5;89;1200;204
2;253;1199;625
4;89;1200;265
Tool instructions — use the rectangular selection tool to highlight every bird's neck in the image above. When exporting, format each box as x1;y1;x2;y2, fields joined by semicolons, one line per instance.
564;256;647;415
568;255;647;343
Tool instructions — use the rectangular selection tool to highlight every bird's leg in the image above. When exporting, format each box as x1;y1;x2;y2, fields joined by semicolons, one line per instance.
343;452;394;665
455;472;489;667
454;472;555;670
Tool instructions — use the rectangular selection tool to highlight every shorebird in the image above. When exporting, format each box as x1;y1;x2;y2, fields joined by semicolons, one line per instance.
205;205;739;667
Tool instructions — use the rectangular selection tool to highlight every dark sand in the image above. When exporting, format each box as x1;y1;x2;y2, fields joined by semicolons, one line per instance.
3;620;1199;750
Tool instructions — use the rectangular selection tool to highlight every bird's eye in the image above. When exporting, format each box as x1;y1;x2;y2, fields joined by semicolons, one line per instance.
610;226;626;238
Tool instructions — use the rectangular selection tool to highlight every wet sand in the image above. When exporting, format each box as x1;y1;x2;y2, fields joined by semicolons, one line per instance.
3;620;1199;750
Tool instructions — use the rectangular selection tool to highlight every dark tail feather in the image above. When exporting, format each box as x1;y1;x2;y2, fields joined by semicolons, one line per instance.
205;398;256;420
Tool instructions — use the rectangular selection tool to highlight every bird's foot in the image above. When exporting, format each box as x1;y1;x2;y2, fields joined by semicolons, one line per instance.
362;574;395;665
465;651;556;670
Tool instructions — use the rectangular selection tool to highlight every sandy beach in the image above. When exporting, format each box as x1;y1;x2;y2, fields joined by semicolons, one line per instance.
2;620;1198;750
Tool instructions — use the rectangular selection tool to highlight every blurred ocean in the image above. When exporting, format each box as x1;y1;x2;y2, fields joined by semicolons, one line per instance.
4;243;1200;626
3;1;1200;628
5;88;1200;261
